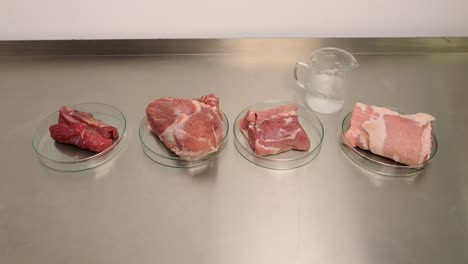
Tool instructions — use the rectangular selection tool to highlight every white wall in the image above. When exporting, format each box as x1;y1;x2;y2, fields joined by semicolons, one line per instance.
1;0;468;40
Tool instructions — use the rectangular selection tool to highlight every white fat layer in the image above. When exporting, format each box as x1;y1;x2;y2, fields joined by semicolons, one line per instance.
358;104;398;152
362;116;387;156
263;128;302;142
212;122;218;144
406;113;435;125
357;131;369;149
161;100;205;144
356;102;367;112
255;139;281;153
278;111;296;117
155;100;222;159
160;114;188;147
284;128;302;139
374;106;398;116
193;100;202;113
393;155;400;163
284;117;293;124
356;104;435;164
173;108;184;116
372;105;436;125
174;127;189;140
419;123;433;164
257;111;296;126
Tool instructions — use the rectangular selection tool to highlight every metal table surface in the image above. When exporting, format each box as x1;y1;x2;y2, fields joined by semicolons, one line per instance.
0;39;467;264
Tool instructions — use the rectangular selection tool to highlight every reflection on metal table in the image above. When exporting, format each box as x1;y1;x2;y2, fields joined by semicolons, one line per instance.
0;38;467;264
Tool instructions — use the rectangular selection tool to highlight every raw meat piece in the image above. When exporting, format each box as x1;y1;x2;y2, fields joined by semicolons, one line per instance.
49;106;118;152
59;106;118;139
344;102;435;165
49;123;113;152
239;104;310;156
197;94;222;119
146;94;224;160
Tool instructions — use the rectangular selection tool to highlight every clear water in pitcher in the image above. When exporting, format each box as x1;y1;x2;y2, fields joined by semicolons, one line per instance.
305;73;345;114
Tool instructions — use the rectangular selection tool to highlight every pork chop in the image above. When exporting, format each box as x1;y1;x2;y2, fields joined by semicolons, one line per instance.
146;94;224;160
239;104;310;156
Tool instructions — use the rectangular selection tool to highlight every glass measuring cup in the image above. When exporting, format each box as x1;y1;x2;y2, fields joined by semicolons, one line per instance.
294;47;358;114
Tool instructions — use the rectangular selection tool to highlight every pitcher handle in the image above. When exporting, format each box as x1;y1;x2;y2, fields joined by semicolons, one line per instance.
294;61;310;89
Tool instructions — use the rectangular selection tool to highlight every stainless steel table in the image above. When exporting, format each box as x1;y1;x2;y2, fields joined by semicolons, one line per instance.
1;38;467;264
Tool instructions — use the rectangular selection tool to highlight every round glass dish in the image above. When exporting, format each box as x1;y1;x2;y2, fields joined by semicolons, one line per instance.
340;111;438;176
233;101;324;170
139;112;229;167
32;102;127;171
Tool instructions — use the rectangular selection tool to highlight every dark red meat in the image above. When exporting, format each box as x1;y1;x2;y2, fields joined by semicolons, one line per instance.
49;106;118;153
59;106;118;139
49;123;113;152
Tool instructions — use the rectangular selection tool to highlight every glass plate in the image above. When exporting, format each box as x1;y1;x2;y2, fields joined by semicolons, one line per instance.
32;102;127;172
139;111;229;167
340;111;438;176
233;101;324;170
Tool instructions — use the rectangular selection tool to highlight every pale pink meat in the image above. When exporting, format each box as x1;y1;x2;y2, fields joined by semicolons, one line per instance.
146;94;224;160
239;104;310;156
344;102;435;165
